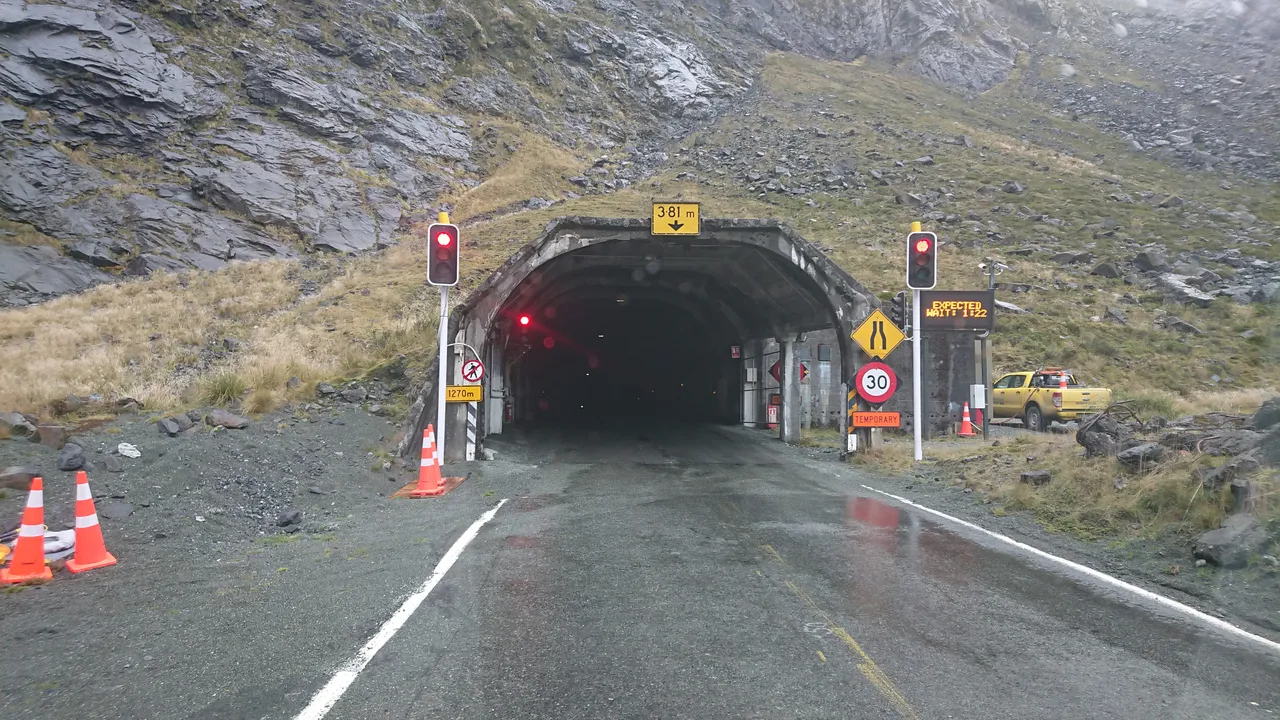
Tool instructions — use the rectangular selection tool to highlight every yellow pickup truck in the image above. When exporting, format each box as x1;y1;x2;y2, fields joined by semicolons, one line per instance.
991;368;1113;431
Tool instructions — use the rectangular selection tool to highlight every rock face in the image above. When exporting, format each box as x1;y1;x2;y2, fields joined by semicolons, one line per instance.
0;2;224;140
1;0;1275;311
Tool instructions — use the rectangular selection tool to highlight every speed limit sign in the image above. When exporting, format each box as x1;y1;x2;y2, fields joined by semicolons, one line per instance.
854;361;898;404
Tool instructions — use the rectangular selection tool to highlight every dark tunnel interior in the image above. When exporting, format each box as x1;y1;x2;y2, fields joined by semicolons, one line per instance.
502;295;741;425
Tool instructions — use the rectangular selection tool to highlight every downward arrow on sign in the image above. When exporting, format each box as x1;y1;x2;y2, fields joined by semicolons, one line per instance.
669;221;684;231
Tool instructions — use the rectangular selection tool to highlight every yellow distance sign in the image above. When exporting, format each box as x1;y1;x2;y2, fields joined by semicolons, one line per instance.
850;308;906;359
445;385;483;403
651;202;700;235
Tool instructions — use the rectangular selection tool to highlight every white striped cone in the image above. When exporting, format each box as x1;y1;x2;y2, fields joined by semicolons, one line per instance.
410;425;444;496
420;427;436;468
1;476;53;583
66;470;116;573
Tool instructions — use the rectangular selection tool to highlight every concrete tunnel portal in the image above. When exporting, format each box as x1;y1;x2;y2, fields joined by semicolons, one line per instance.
398;218;881;463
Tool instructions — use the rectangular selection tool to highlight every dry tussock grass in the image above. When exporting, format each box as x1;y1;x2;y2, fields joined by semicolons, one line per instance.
0;242;446;415
862;385;1276;541
449;131;584;222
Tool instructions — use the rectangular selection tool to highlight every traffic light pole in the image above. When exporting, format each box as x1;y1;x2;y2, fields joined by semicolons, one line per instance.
912;287;922;462
436;285;449;463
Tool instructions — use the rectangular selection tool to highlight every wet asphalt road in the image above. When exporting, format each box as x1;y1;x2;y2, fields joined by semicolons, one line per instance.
3;422;1279;719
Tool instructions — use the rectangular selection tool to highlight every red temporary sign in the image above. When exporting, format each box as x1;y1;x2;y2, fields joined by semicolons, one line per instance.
731;345;741;358
852;411;902;428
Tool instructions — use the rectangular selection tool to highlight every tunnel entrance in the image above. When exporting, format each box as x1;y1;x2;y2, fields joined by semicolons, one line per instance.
399;218;880;462
507;296;739;425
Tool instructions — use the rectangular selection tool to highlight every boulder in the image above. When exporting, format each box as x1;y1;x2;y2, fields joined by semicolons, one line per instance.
1116;442;1163;469
1196;452;1261;492
1077;414;1129;457
1251;397;1280;432
157;418;180;437
1131;251;1170;273
1193;514;1271;569
277;509;303;527
0;466;40;489
1201;430;1263;457
35;424;67;449
1001;181;1024;194
170;414;194;432
1103;306;1128;325
1020;470;1051;486
1157;274;1215;308
1091;262;1122;278
995;299;1028;314
56;443;85;471
103;455;124;473
1260;425;1280;467
206;409;250;429
1158;316;1203;335
0;411;37;438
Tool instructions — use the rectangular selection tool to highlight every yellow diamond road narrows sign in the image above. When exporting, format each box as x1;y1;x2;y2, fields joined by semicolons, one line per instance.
851;309;906;359
651;202;700;235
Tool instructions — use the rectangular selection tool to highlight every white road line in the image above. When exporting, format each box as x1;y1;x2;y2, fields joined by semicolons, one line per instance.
859;484;1280;657
294;499;508;720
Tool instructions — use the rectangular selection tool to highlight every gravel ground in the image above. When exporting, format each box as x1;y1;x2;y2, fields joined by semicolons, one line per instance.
0;402;410;567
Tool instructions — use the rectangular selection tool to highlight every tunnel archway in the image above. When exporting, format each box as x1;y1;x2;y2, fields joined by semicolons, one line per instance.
399;218;879;462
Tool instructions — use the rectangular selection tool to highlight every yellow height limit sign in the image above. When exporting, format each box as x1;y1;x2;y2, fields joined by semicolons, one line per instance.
651;202;700;235
851;308;906;359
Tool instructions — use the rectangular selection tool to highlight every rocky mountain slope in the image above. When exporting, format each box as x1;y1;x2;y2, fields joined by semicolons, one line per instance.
5;0;1274;308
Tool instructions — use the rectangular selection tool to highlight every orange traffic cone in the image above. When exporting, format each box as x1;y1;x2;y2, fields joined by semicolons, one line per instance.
409;425;445;498
65;470;117;574
1059;372;1068;390
0;476;53;584
957;402;977;437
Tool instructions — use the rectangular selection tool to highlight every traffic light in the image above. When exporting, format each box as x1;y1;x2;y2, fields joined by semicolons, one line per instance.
889;291;908;329
427;222;459;286
906;231;937;290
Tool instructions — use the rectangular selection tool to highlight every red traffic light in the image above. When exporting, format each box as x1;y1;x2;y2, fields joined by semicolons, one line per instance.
518;314;531;326
426;222;460;287
906;230;938;290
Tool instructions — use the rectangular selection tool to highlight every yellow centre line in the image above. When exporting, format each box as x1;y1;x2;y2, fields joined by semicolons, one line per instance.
725;509;919;719
777;560;920;720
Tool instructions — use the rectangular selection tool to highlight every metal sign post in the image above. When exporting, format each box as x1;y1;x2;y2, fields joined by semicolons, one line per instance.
912;286;922;462
910;222;924;461
437;284;448;462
